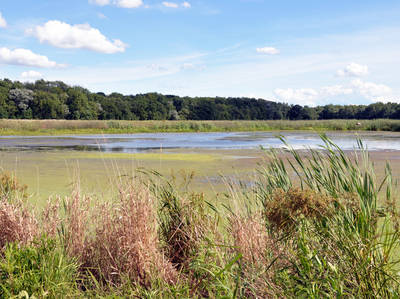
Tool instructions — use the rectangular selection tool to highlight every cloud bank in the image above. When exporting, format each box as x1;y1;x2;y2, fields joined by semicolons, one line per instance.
27;20;127;54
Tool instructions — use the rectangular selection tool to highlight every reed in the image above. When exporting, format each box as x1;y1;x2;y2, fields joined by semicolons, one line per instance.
1;119;400;135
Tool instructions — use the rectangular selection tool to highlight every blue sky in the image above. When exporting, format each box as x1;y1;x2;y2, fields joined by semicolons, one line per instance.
0;0;399;106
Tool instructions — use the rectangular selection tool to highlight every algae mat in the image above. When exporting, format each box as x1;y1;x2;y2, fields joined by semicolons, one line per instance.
0;148;262;207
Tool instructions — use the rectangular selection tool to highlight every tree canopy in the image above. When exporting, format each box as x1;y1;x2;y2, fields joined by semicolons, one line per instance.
0;79;399;120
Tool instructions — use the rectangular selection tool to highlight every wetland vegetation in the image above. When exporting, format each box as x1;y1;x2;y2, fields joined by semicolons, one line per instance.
1;136;400;298
3;118;400;135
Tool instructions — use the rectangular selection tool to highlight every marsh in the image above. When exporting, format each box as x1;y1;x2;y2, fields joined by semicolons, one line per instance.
0;131;399;206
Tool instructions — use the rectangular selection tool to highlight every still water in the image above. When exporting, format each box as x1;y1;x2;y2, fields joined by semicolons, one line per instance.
1;131;400;152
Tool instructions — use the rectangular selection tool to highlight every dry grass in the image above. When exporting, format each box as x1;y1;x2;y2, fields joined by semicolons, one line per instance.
2;119;400;135
62;190;91;262
0;173;28;202
40;198;61;238
61;184;177;288
0;173;37;250
230;213;288;298
87;185;177;286
230;213;268;265
265;188;336;230
0;200;38;250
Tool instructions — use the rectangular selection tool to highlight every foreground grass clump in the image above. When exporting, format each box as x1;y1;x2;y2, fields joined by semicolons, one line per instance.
61;186;178;288
2;119;400;135
1;136;400;297
0;239;79;298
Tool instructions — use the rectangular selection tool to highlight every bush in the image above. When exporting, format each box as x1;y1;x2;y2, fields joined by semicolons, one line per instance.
0;238;80;298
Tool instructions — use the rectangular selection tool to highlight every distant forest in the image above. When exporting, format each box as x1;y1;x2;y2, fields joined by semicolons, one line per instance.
0;78;399;120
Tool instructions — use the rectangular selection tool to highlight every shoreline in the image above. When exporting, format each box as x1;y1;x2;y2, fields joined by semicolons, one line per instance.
1;119;400;135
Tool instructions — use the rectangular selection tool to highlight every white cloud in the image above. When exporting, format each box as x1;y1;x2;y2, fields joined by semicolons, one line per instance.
274;85;355;105
27;20;127;54
256;47;280;55
89;0;143;8
337;62;369;77
21;70;43;80
89;0;110;6
0;12;6;28
162;2;179;8
274;80;393;106
115;0;143;8
274;88;318;106
0;47;63;68
351;79;392;100
182;1;191;8
321;85;353;97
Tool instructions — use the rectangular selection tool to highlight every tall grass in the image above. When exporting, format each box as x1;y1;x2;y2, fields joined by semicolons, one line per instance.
255;135;400;297
0;136;400;297
2;119;400;135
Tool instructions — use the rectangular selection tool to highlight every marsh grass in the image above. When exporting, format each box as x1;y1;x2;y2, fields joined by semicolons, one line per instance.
0;136;400;297
2;119;400;135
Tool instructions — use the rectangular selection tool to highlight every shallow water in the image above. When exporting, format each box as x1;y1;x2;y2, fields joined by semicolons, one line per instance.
1;131;400;152
1;131;399;204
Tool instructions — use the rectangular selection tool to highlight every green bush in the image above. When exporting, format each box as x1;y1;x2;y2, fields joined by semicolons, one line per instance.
0;238;80;298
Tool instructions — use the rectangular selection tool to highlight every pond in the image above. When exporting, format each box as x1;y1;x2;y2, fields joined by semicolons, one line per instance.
1;131;399;204
1;131;400;152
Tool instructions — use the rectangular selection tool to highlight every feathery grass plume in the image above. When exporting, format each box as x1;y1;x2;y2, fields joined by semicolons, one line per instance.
230;213;268;265
86;184;177;287
0;200;38;250
0;172;37;250
229;213;289;298
60;189;91;262
40;197;61;238
60;182;177;289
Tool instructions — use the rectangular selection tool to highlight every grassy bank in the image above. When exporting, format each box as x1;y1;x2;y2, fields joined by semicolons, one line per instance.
1;119;400;135
1;137;400;298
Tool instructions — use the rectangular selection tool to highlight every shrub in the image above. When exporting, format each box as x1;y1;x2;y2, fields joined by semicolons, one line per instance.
0;238;80;298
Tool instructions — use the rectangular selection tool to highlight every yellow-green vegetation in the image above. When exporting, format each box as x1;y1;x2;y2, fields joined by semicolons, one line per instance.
1;136;400;298
2;118;400;135
70;151;221;162
0;149;254;207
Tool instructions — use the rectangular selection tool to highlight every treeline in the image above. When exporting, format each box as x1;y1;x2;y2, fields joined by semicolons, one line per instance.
0;78;399;120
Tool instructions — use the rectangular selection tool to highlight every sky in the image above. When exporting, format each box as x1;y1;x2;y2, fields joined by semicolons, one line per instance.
0;0;400;106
